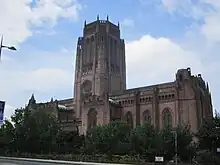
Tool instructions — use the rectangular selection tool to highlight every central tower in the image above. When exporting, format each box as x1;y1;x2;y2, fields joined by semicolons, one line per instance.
74;16;126;130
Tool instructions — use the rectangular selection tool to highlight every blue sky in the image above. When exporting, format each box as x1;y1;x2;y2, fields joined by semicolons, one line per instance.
0;0;220;118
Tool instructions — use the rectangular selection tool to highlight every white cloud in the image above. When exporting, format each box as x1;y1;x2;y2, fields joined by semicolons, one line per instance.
31;0;82;26
0;49;74;119
0;0;82;46
160;0;201;15
161;0;184;12
3;104;16;121
4;68;72;93
125;35;203;86
201;11;220;44
0;0;80;119
160;0;220;44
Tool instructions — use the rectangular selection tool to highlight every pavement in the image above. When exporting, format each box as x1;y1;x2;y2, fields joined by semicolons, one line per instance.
0;159;66;165
0;157;130;165
0;158;69;165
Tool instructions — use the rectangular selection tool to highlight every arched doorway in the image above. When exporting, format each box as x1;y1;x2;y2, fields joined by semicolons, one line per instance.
87;108;97;130
162;108;172;128
143;110;151;124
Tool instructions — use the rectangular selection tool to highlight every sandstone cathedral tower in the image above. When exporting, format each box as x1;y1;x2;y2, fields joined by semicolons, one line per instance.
74;16;127;134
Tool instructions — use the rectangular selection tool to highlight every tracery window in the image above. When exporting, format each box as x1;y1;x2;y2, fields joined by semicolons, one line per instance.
162;108;172;128
125;111;133;128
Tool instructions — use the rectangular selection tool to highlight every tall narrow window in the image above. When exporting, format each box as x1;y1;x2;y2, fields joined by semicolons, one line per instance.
162;108;172;128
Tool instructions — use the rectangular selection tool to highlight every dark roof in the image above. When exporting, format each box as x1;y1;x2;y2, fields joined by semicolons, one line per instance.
111;82;175;96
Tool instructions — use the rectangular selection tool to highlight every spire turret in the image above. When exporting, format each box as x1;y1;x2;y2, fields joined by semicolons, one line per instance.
28;93;36;105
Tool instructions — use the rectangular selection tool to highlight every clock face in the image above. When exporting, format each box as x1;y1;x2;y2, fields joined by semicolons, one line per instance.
81;80;92;94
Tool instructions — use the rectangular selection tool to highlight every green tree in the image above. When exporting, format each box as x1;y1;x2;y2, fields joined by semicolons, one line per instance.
85;121;132;156
0;107;61;154
131;123;160;160
159;125;195;162
56;130;84;154
196;115;220;165
197;116;220;152
160;126;175;161
0;120;16;154
175;125;196;162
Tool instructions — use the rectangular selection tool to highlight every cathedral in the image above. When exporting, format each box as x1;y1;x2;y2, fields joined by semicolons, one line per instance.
28;16;213;134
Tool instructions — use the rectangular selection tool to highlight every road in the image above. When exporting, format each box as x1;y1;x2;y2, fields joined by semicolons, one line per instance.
0;157;129;165
0;161;60;165
0;157;91;165
0;159;69;165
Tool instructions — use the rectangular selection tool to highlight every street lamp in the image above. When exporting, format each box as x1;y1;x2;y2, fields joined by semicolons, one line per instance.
0;35;17;60
171;130;178;165
215;126;220;153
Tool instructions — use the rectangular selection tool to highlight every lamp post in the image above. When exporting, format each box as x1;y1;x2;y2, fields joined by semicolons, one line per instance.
215;126;220;153
0;35;17;60
174;131;178;165
171;130;178;165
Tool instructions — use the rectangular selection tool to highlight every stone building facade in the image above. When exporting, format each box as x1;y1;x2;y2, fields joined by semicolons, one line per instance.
28;16;213;134
28;95;76;132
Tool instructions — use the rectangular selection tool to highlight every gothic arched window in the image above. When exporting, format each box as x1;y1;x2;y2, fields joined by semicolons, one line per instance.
125;111;133;128
87;108;97;130
162;108;172;128
143;110;151;124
